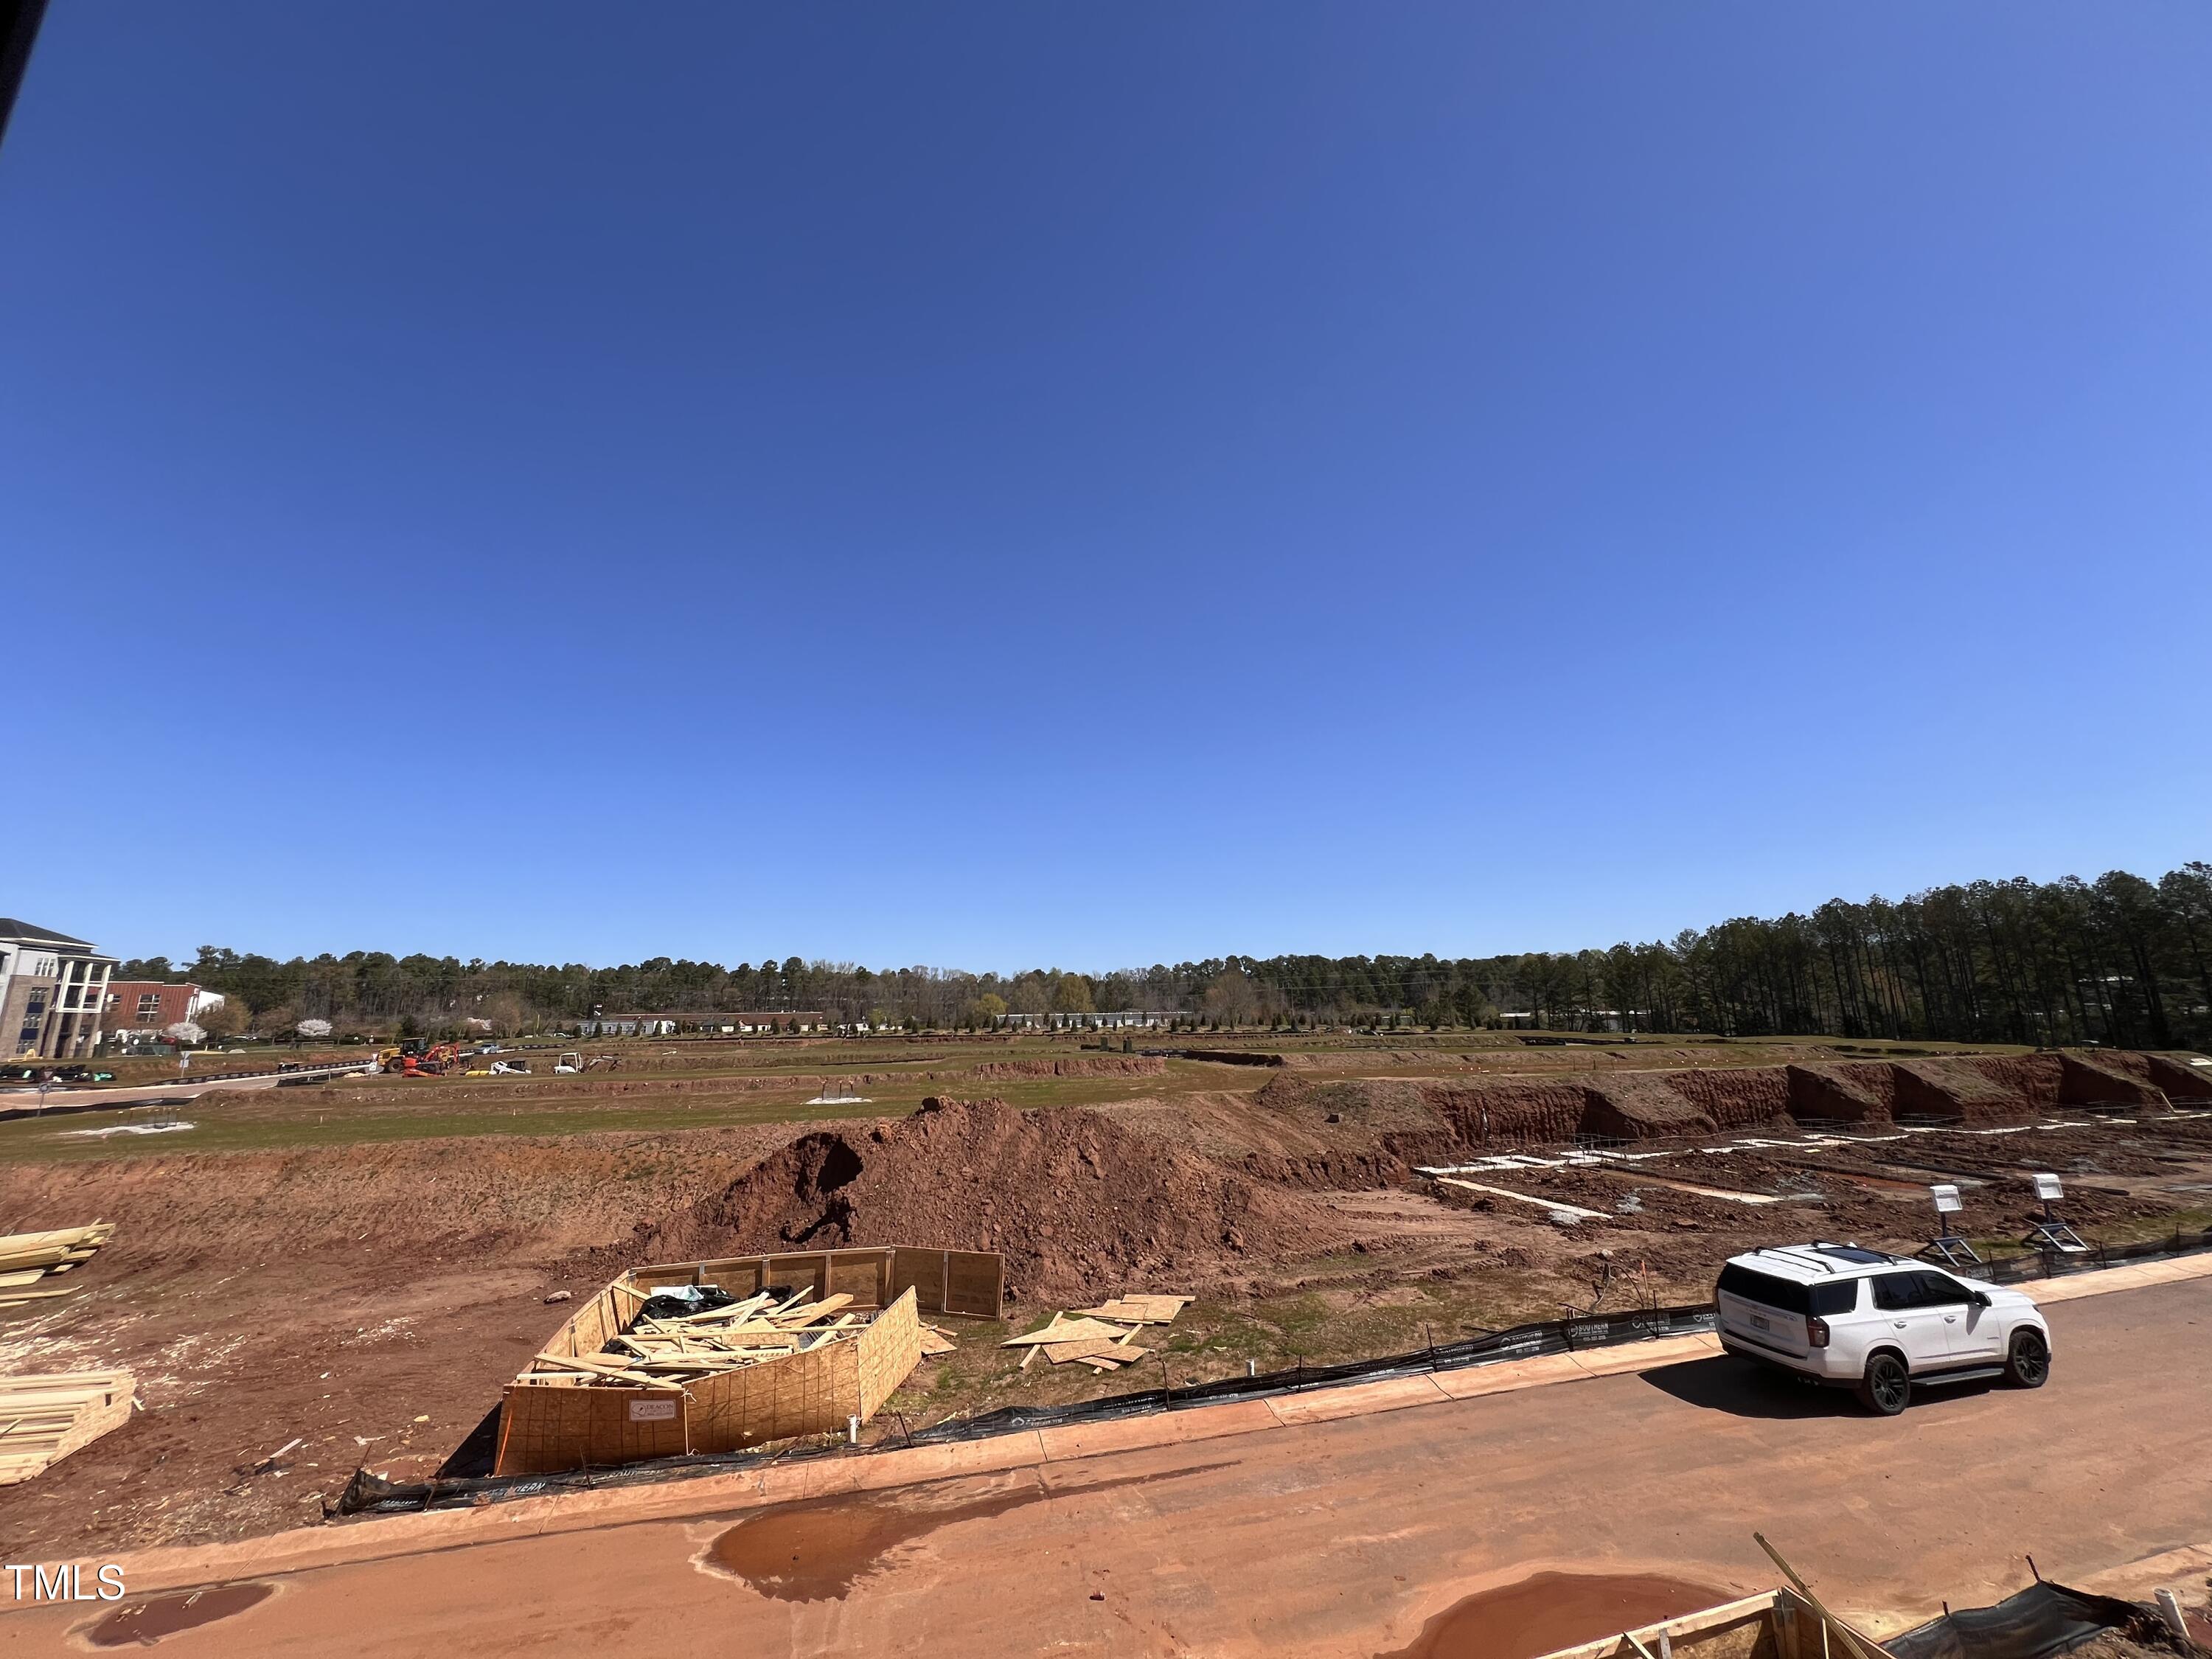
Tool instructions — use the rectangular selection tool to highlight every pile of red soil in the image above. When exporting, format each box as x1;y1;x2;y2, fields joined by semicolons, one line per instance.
634;1097;1343;1303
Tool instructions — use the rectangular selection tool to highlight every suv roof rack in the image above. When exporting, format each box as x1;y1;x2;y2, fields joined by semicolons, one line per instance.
1750;1245;1837;1273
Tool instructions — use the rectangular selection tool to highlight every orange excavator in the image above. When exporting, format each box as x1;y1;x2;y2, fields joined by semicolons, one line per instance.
381;1040;465;1077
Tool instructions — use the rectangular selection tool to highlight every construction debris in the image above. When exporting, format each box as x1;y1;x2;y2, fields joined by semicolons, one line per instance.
0;1222;115;1308
1007;1290;1189;1371
917;1322;957;1357
495;1248;955;1474
1001;1316;1138;1349
518;1287;874;1388
1074;1294;1193;1326
0;1370;134;1486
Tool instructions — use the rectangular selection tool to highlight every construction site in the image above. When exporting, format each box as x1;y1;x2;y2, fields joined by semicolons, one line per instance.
2;1028;2211;1655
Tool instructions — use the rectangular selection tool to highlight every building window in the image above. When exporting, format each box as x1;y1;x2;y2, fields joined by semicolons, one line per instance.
137;995;163;1021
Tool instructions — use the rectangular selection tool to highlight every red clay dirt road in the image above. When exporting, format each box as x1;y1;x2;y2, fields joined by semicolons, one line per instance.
10;1277;2210;1657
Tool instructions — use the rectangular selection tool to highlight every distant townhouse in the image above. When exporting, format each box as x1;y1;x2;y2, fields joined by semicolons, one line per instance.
998;1011;1175;1030
0;919;116;1060
574;1011;830;1037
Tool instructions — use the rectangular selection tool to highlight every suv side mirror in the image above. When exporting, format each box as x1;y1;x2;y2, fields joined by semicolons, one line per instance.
1969;1291;1991;1309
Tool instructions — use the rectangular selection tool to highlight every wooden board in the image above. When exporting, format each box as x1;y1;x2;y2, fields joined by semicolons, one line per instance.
942;1250;1006;1319
1075;1294;1194;1325
1001;1318;1135;1348
1043;1338;1151;1365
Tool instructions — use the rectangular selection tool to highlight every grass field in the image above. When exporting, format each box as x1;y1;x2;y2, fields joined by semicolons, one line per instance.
0;1057;1238;1163
0;1026;2061;1165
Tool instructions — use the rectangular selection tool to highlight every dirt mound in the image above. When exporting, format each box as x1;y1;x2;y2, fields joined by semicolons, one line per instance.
636;1097;1342;1304
1964;1054;2062;1110
1660;1065;1790;1130
968;1057;1166;1080
1418;1081;1587;1144
2059;1054;2171;1110
2139;1052;2212;1102
1891;1059;2029;1124
1785;1063;1894;1124
1254;1074;1448;1132
1579;1074;1716;1139
1237;1077;1462;1186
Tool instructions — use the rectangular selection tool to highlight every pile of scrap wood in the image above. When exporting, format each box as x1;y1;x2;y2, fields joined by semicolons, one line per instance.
1003;1293;1194;1374
520;1287;881;1389
0;1370;134;1485
0;1222;115;1309
1075;1294;1193;1326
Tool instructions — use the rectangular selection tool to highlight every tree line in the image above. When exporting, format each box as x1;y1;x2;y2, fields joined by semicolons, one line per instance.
122;863;2212;1048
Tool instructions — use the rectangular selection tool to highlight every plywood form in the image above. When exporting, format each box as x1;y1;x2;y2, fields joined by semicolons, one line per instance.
493;1380;689;1476
622;1244;1003;1321
493;1267;943;1474
942;1250;1004;1318
893;1246;947;1312
684;1329;860;1455
856;1290;922;1420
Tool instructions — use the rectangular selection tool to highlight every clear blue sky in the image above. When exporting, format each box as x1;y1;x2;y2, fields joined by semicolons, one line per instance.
4;5;2208;971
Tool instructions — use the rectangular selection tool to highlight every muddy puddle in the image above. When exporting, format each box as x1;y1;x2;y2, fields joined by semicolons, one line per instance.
706;1463;1228;1601
84;1583;274;1647
1379;1571;1731;1659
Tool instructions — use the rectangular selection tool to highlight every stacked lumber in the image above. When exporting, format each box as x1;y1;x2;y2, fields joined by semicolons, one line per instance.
518;1287;877;1389
0;1370;134;1486
0;1222;115;1309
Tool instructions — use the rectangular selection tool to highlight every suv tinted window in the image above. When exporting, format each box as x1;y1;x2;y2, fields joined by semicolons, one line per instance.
1915;1272;1969;1305
1717;1265;1810;1315
1871;1272;1927;1311
1809;1280;1860;1317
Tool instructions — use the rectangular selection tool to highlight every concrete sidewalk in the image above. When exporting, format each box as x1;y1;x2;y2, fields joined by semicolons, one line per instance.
16;1248;2211;1607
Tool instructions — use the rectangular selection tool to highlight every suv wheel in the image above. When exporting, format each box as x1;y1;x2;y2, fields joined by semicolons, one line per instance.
1856;1351;1910;1416
2004;1329;2050;1388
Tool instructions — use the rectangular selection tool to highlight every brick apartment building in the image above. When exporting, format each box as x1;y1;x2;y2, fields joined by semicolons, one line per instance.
102;981;226;1037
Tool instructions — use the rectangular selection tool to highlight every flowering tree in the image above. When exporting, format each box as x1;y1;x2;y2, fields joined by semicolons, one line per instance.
296;1018;333;1040
163;1021;205;1046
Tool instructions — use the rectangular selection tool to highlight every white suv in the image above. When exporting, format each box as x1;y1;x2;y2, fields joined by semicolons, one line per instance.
1714;1243;2052;1415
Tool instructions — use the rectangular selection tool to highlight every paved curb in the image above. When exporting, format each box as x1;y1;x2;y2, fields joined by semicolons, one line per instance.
19;1253;2212;1605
